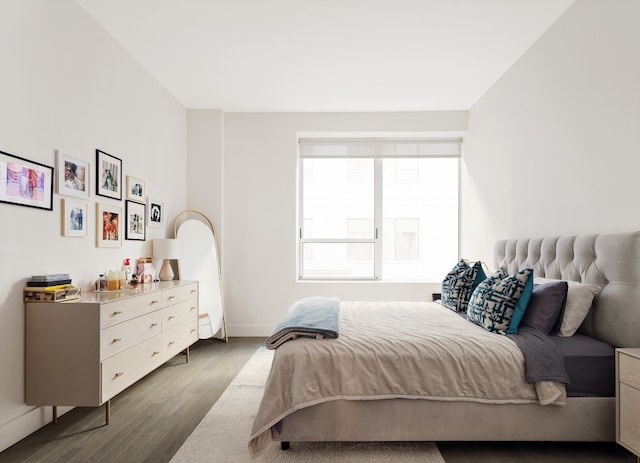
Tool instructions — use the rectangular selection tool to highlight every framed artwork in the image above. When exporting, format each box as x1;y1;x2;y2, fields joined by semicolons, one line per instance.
126;175;145;202
125;200;146;241
146;197;164;228
56;150;89;198
0;149;53;210
96;202;121;248
61;198;88;237
96;149;122;200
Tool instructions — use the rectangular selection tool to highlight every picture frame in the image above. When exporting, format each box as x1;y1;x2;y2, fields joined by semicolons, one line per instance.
96;149;122;200
96;202;121;248
0;149;53;210
61;198;88;237
125;200;146;241
146;197;164;228
56;150;89;199
126;175;145;202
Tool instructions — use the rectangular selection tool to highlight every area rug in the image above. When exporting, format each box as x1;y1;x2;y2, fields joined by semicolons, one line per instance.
170;347;445;463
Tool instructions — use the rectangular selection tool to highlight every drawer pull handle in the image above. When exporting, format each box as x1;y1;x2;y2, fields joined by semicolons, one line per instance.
191;329;196;333
190;289;196;294
152;351;160;356
168;295;176;300
111;338;122;344
168;341;175;346
150;300;160;305
114;372;124;378
167;316;175;321
150;323;159;328
190;306;196;311
112;311;123;316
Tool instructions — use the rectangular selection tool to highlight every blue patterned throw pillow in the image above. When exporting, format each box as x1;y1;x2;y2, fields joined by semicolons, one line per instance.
466;267;533;335
441;260;487;313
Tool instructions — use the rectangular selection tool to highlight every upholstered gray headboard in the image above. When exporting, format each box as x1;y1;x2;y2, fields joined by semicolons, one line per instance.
494;231;640;348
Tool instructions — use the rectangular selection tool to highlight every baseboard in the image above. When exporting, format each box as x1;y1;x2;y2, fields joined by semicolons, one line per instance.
226;324;273;337
0;405;73;452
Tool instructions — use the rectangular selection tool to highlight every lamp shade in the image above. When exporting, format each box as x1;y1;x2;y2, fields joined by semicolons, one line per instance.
153;239;180;260
153;239;181;281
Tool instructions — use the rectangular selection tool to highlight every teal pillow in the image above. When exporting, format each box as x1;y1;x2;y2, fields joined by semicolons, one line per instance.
441;260;487;313
466;267;533;335
506;270;534;334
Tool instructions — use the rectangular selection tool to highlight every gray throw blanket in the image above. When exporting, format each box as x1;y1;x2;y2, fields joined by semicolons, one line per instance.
507;326;570;384
266;297;339;349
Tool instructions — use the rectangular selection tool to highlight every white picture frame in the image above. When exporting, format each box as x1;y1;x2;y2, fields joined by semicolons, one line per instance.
126;175;145;202
56;151;90;199
61;198;88;237
96;202;122;248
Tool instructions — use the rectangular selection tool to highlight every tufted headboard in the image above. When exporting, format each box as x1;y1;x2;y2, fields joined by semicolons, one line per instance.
494;231;640;348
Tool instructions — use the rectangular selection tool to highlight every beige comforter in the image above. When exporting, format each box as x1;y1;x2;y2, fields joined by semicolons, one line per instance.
249;301;566;456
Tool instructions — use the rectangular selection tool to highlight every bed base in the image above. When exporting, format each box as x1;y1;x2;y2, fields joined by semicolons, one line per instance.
272;397;615;444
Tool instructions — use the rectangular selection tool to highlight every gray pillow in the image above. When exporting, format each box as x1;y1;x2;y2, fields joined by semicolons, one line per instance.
521;281;568;335
535;277;602;337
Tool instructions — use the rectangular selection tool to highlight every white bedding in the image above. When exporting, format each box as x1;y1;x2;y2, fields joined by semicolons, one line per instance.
249;301;566;456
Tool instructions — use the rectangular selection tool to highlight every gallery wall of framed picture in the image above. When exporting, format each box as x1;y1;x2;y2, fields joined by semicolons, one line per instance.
2;145;165;246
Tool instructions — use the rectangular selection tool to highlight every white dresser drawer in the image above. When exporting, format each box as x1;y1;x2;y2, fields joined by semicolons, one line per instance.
619;353;640;390
619;383;640;454
101;335;165;402
160;298;198;331
100;311;162;360
163;283;198;306
100;292;164;328
163;319;198;361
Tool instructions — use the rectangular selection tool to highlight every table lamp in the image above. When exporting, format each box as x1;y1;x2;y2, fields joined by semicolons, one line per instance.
153;238;180;281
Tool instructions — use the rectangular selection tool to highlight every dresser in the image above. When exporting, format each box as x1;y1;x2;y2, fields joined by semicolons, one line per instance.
25;280;198;423
616;348;640;462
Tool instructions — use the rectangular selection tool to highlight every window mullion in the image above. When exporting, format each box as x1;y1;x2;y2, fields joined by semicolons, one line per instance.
374;156;383;279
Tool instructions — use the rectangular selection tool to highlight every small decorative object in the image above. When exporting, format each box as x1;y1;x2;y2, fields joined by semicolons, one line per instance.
95;149;122;200
61;198;88;237
0;149;53;210
56;150;89;198
23;285;81;302
137;257;154;284
125;200;146;241
153;238;180;281
96;202;122;248
126;175;145;202
146;197;164;228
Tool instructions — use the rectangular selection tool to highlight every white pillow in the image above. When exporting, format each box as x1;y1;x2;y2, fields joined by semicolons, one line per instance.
534;277;601;337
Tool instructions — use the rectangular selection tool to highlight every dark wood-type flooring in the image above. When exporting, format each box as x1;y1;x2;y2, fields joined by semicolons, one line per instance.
0;337;634;463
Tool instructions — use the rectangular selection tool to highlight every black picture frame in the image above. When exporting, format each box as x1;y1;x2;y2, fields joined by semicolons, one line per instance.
125;200;146;241
96;149;122;200
0;149;54;210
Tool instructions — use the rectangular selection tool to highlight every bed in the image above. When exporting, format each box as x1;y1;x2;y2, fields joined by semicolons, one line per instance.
249;231;640;456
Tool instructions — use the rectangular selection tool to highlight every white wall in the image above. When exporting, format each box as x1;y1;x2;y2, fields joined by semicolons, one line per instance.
461;0;640;263
222;112;467;336
187;110;224;240
0;1;187;451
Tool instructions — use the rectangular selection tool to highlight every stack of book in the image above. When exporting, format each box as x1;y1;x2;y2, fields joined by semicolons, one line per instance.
24;274;81;302
28;273;72;287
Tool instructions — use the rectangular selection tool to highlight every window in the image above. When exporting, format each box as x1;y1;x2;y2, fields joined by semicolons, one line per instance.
299;138;460;281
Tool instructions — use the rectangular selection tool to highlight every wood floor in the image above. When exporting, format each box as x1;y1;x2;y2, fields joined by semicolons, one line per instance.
0;337;635;463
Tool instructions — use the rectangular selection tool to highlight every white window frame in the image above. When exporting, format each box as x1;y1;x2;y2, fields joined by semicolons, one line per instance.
298;138;461;281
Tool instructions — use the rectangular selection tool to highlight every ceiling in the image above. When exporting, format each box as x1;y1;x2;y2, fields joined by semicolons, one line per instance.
74;0;575;112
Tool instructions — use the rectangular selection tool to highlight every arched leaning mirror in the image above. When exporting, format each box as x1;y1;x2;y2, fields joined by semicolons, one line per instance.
173;210;228;342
